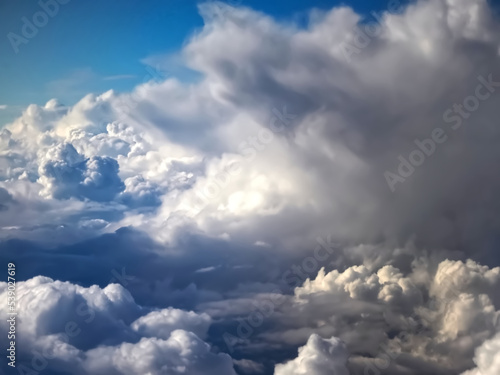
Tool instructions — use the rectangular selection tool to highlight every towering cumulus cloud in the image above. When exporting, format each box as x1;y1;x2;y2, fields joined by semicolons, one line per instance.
1;0;500;374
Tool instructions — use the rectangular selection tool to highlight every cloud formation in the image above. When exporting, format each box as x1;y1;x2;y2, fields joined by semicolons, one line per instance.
2;0;500;374
286;255;500;374
1;0;500;255
274;334;349;375
462;332;500;375
0;277;235;375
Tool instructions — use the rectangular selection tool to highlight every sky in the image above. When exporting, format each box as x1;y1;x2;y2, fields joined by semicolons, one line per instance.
0;0;404;125
2;0;500;374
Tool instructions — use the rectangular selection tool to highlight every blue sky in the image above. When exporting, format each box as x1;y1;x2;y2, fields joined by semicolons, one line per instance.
0;0;404;126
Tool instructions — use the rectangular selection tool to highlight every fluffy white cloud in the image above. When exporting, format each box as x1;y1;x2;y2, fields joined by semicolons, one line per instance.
0;93;203;243
283;256;500;374
37;142;125;202
462;332;500;375
0;277;235;375
83;331;236;375
0;276;140;347
131;307;211;340
297;264;422;309
274;334;349;375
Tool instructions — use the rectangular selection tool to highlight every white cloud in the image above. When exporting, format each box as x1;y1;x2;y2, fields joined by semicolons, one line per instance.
0;277;235;375
83;331;236;375
462;332;500;375
131;307;211;340
283;255;500;374
274;334;350;375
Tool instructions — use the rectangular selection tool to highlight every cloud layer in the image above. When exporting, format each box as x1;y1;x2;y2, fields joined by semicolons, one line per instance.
0;277;236;375
2;0;500;374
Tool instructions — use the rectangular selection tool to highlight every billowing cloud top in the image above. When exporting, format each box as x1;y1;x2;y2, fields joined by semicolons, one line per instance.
274;334;349;375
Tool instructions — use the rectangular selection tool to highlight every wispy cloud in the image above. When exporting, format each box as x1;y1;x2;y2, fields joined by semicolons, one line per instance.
46;68;97;100
194;265;221;273
0;105;7;110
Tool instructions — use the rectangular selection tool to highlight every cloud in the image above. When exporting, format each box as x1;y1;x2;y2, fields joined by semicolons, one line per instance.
37;142;125;202
0;276;236;375
131;308;212;340
462;332;500;375
83;0;500;258
274;334;350;375
5;0;500;253
275;254;500;374
0;187;15;211
0;105;7;110
234;359;266;374
46;68;98;101
83;332;236;375
1;0;500;374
